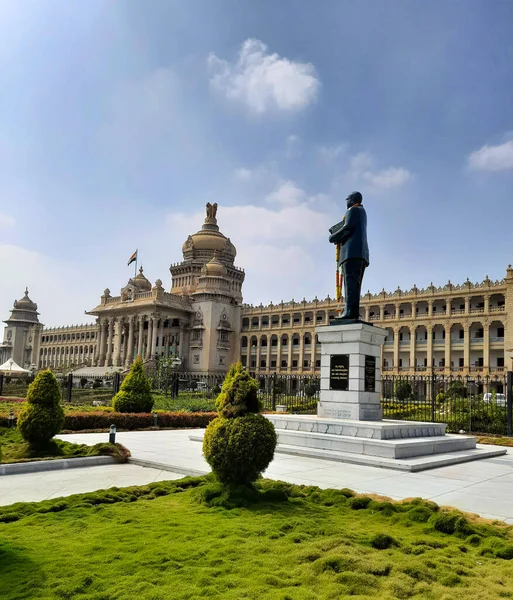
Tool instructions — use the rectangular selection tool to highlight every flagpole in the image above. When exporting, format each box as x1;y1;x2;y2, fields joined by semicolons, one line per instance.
134;249;138;277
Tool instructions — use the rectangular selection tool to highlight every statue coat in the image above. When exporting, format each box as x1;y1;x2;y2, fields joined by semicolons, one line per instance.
329;205;370;267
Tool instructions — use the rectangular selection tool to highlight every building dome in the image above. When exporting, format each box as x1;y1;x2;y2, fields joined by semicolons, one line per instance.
131;266;152;292
14;288;38;312
181;203;237;261
203;254;227;277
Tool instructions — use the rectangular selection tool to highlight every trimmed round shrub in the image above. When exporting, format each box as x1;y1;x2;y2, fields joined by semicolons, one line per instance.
203;362;276;485
112;359;153;413
215;362;260;418
436;392;446;404
203;414;276;485
17;370;65;444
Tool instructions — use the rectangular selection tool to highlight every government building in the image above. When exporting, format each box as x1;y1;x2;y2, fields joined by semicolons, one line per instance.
1;205;511;378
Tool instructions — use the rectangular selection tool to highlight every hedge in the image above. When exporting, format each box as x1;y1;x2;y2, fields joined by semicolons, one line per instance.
61;411;217;431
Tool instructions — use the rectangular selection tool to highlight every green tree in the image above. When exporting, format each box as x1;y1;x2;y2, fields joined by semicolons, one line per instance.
203;362;277;486
17;370;65;445
395;381;412;401
112;358;154;413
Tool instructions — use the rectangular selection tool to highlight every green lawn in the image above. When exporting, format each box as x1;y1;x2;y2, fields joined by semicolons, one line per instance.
2;477;513;599
0;427;127;464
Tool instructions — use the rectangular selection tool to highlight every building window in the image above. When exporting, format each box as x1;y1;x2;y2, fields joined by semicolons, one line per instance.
241;355;247;366
459;358;464;367
303;360;309;368
192;330;202;341
498;327;505;337
260;360;266;368
220;330;229;342
251;360;256;368
498;357;505;367
271;360;276;368
292;360;298;368
459;329;464;339
281;360;287;368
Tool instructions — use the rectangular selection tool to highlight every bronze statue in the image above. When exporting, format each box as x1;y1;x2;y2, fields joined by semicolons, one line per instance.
329;191;369;321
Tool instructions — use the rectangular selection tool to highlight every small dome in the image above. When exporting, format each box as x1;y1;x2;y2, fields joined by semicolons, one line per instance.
131;266;152;292
14;288;37;311
204;255;227;277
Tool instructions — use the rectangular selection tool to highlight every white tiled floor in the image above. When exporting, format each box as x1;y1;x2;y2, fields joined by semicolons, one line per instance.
1;429;512;522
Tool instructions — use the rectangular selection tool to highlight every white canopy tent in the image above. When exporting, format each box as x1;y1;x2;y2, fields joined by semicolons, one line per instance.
0;358;31;375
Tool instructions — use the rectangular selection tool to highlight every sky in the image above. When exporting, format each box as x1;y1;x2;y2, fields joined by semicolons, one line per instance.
1;0;513;327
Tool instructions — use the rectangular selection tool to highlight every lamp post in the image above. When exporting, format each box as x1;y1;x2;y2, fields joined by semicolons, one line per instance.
109;424;116;444
8;409;15;429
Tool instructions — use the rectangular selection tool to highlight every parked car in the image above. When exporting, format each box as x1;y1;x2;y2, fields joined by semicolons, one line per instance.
483;392;506;406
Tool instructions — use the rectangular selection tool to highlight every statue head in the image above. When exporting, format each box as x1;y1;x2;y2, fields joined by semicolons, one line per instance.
346;191;363;209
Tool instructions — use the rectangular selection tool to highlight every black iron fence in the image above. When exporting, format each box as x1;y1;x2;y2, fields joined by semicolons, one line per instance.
1;369;512;435
382;374;512;435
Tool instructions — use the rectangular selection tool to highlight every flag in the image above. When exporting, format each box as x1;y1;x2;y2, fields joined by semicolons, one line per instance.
127;250;137;266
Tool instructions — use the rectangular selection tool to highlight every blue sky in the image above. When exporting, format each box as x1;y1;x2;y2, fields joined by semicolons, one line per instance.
1;0;513;326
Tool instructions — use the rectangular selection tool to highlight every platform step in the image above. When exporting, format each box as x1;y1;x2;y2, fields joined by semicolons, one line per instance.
265;414;447;440
274;443;507;472
275;430;476;459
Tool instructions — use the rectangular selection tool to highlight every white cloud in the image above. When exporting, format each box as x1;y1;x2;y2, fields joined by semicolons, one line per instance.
207;39;320;113
349;152;374;173
344;152;412;191
318;143;348;163
468;140;513;172
363;167;412;190
265;180;307;207
233;167;253;181
0;213;14;227
168;201;330;244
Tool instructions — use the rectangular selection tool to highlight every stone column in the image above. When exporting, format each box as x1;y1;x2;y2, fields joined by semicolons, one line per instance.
393;327;400;372
98;319;106;366
287;335;293;373
465;296;471;315
444;324;452;372
266;337;271;372
428;300;433;318
299;333;305;372
137;316;144;358
483;321;490;371
395;304;400;319
484;295;490;314
94;321;102;366
409;326;416;371
146;318;153;359
446;299;451;317
126;317;135;367
463;324;470;373
150;316;158;359
427;325;433;370
379;305;384;320
311;334;317;371
256;335;262;372
179;322;185;359
105;318;114;366
158;319;165;358
113;318;122;366
277;336;282;372
365;306;370;322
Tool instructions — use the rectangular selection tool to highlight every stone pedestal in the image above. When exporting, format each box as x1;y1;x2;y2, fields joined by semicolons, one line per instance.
317;322;387;421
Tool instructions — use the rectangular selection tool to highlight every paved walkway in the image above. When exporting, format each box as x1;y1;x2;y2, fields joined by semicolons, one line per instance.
1;430;513;523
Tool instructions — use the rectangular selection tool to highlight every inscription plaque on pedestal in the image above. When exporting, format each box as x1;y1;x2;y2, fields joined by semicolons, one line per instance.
330;354;349;391
364;355;376;392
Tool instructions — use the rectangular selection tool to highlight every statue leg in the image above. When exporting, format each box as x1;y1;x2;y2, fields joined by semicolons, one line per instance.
341;259;366;319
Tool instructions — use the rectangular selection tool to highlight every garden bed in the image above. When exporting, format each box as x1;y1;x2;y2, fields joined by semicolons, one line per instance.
2;476;513;599
0;427;129;464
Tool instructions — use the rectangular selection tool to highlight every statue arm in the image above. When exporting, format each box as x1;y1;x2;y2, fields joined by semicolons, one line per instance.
330;207;358;244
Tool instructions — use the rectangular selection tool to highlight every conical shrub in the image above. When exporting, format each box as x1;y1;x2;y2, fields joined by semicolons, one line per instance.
204;362;276;486
17;370;65;444
112;358;153;413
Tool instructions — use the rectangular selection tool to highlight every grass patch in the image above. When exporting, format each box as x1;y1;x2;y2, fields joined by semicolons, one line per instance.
477;435;513;447
1;477;513;599
0;427;129;464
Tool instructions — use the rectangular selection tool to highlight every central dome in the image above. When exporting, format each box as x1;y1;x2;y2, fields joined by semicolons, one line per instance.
182;203;236;262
